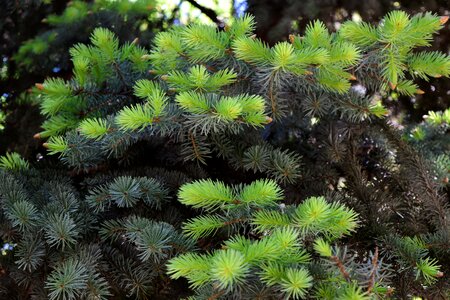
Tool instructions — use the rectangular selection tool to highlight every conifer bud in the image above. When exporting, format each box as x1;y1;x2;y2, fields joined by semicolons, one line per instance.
35;83;44;90
265;116;273;124
434;74;442;78
443;177;449;184
304;70;313;75
416;89;425;95
148;70;158;74
439;16;449;25
168;88;177;93
131;38;139;45
436;271;444;278
33;133;41;139
161;75;169;81
250;34;257;39
289;34;296;44
389;82;397;89
349;74;357;81
42;143;49;149
141;54;151;60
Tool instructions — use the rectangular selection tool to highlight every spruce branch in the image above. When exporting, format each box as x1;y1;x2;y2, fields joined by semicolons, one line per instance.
377;120;449;229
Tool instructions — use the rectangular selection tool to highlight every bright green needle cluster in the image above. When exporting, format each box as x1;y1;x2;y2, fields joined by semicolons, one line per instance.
340;11;450;94
169;179;371;299
78;118;110;140
114;80;169;131
178;179;282;212
44;136;69;156
37;28;150;139
0;153;29;171
425;108;450;126
168;227;313;299
166;65;237;92
234;20;361;93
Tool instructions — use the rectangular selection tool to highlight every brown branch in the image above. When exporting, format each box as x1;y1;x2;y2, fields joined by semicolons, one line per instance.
207;289;225;300
331;255;351;282
223;218;246;226
75;88;132;117
339;98;371;115
184;0;220;24
188;130;203;162
268;72;278;117
231;199;242;205
367;247;379;293
112;61;129;88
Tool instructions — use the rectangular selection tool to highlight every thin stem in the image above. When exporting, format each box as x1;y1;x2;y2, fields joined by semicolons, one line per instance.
367;247;379;293
331;255;351;282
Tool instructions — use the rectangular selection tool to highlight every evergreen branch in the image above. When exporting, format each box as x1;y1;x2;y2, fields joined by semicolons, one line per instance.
330;255;351;282
46;259;89;300
182;215;228;239
189;130;206;164
0;153;29;171
268;72;278;118
112;61;130;88
377;120;449;229
367;247;379;293
207;288;225;300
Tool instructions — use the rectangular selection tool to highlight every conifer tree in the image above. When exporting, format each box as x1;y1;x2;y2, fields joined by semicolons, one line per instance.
1;10;449;299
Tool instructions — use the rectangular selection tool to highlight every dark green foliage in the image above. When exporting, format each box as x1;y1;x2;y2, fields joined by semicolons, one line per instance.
0;168;194;299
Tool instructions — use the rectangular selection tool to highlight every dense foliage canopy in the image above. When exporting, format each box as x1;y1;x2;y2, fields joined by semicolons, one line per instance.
0;2;449;299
